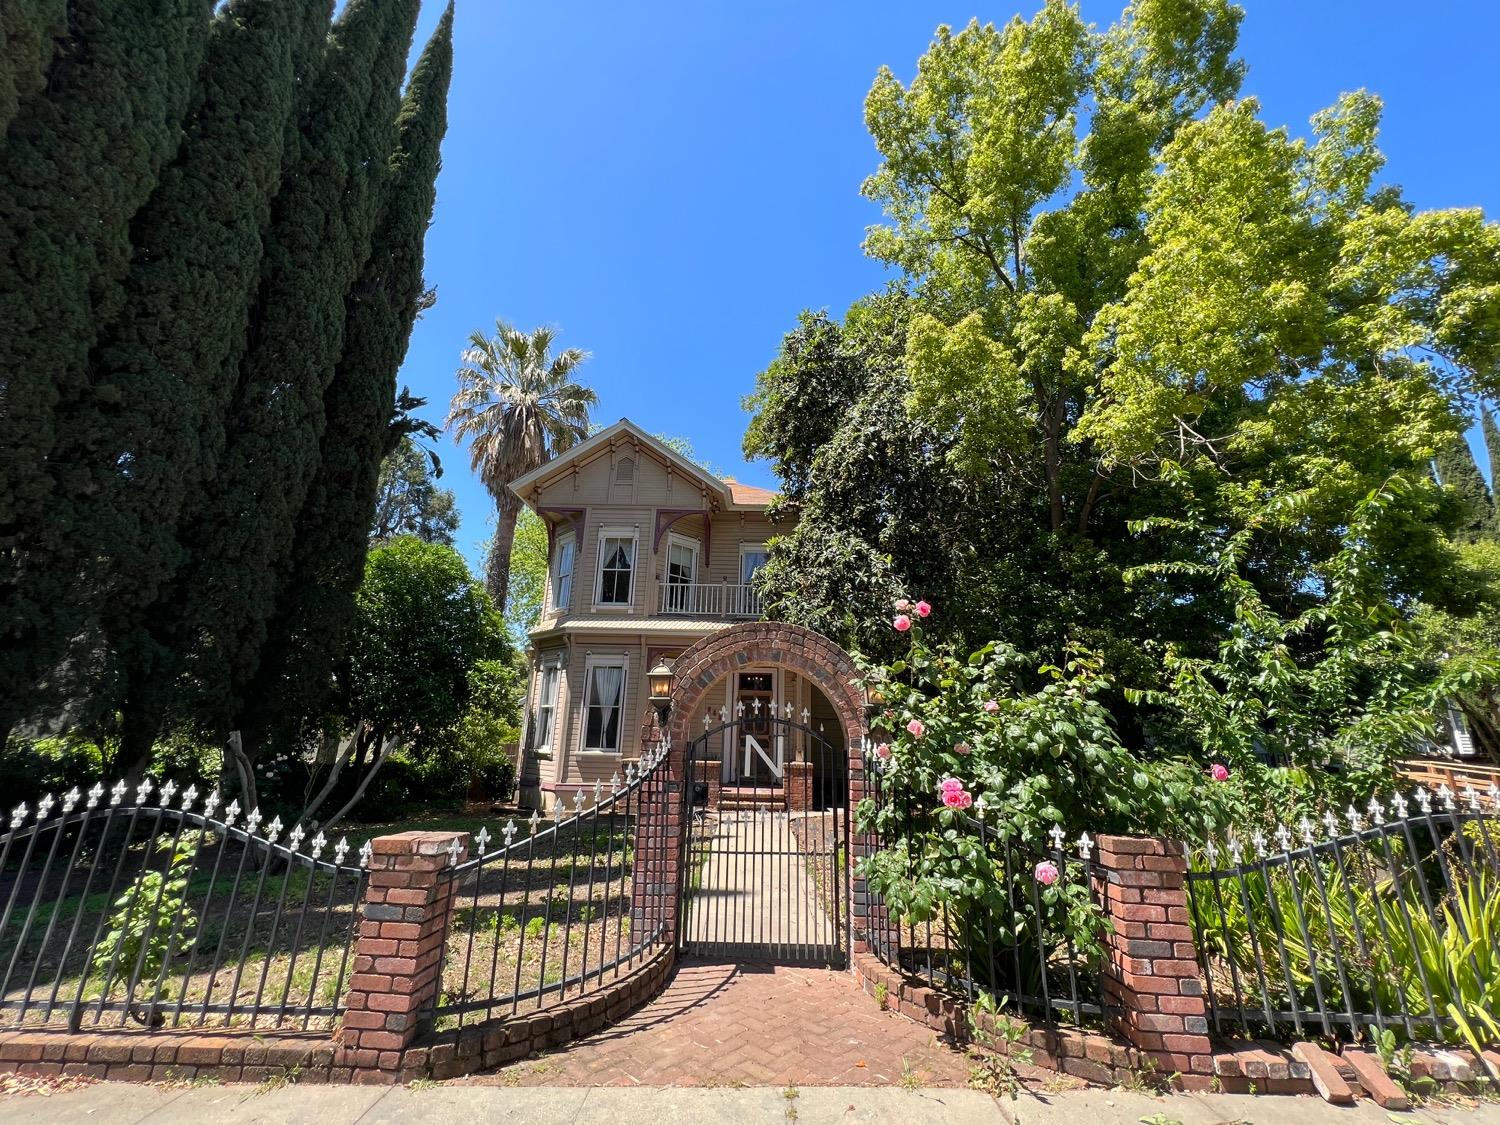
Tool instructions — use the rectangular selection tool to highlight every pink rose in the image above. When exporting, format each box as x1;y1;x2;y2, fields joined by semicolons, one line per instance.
893;614;912;632
1034;861;1059;886
982;700;1000;714
875;742;892;759
1209;763;1229;782
953;741;971;755
915;600;932;618
939;777;963;795
894;598;910;611
906;719;925;738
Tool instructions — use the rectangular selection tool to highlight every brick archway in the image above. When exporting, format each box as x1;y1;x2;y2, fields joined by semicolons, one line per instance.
665;622;865;760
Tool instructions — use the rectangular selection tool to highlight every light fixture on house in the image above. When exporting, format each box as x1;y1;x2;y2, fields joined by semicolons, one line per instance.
648;658;674;726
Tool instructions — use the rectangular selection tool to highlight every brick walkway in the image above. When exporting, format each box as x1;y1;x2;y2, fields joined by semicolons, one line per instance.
459;960;974;1088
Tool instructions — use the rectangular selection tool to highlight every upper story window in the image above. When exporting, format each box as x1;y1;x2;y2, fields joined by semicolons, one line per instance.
667;535;698;585
596;530;636;607
740;545;770;585
550;532;575;612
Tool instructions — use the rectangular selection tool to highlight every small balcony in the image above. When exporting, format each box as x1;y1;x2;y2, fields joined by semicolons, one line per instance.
657;580;763;619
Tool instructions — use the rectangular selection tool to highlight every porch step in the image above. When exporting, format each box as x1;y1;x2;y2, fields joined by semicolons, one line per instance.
718;786;785;810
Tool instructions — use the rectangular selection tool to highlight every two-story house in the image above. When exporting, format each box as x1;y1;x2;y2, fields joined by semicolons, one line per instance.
509;419;847;810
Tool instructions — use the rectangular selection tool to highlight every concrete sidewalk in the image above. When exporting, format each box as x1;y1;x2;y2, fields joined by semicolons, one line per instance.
4;1082;1500;1124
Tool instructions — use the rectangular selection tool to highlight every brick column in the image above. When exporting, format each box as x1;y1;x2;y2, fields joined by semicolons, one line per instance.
628;753;681;947
784;761;813;812
1094;835;1214;1088
339;830;468;1082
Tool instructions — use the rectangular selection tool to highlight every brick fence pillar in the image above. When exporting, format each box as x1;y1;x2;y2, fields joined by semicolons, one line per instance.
784;761;812;813
628;744;681;947
1094;835;1214;1088
339;830;468;1082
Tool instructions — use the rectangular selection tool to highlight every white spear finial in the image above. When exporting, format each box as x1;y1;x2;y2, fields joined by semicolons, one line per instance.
1346;805;1364;833
719;705;729;722
1252;830;1268;859
529;810;540;835
801;707;811;724
264;815;283;843
310;830;327;859
135;778;154;804
702;711;711;729
36;793;55;820
288;824;305;852
553;798;565;820
359;839;374;868
1367;796;1385;825
86;783;103;810
1488;782;1500;808
245;807;263;833
179;784;198;812
333;837;350;865
1204;838;1219;864
1436;784;1455;812
503;819;518;847
62;787;81;814
9;803;26;829
1463;785;1482;812
1298;817;1315;845
973;794;986;818
593;780;603;805
574;789;586;812
1391;792;1409;819
1275;824;1293;852
110;780;127;806
735;700;745;717
202;789;221;818
1415;787;1432;814
1322;810;1339;839
475;827;491;854
447;837;462;864
1227;834;1244;864
159;780;178;805
1076;833;1095;861
750;697;760;716
1048;824;1065;851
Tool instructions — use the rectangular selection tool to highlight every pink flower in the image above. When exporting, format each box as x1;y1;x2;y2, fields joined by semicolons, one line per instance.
875;742;892;759
1034;861;1059;886
953;741;971;755
982;699;1000;713
893;614;912;632
915;600;932;618
906;719;925;738
939;777;964;795
894;598;910;611
939;779;972;810
1209;763;1229;782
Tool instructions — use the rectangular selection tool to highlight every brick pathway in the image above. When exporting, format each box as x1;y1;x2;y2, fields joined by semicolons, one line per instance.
459;960;973;1088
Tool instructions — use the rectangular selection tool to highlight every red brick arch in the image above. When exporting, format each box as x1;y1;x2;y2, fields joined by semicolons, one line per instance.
664;622;866;759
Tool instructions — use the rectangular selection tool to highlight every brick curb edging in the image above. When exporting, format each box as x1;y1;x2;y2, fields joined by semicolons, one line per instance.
0;948;676;1086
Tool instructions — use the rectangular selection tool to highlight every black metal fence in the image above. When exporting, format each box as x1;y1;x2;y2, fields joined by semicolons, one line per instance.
0;780;368;1031
429;742;672;1032
862;753;1108;1027
1186;784;1500;1046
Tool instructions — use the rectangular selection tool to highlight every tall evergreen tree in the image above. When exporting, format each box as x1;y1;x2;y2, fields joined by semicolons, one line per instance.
1434;428;1494;541
138;0;421;748
0;0;213;740
1483;407;1500;535
243;4;454;746
56;0;334;754
1;0;67;132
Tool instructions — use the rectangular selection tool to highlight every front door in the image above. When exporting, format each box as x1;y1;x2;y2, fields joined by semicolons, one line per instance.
733;672;778;784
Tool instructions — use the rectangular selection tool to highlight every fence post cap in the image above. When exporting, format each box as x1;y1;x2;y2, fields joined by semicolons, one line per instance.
368;830;471;860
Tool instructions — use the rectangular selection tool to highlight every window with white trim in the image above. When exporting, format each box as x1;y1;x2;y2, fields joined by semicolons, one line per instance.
530;662;562;753
596;531;636;607
550;533;575;612
740;545;770;585
663;534;698;613
582;657;627;753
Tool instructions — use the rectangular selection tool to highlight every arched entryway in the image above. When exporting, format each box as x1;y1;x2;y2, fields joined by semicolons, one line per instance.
662;623;867;966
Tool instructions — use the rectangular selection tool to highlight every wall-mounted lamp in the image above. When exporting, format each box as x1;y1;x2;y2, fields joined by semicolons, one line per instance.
648;658;674;726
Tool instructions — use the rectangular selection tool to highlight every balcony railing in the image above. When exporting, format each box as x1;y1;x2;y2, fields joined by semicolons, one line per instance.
657;580;762;618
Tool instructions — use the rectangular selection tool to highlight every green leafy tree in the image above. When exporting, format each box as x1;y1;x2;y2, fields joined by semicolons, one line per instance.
241;6;453;753
91;832;201;1018
303;537;508;828
446;322;596;611
134;0;421;752
0;0;67;132
1484;408;1500;534
0;0;213;741
371;436;461;546
500;508;550;642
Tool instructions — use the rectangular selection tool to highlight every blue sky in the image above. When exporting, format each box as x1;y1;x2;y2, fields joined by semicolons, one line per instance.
398;1;1500;572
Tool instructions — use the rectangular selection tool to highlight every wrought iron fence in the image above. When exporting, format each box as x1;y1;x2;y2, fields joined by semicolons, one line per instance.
862;753;1108;1027
1186;782;1500;1046
0;780;368;1032
429;742;672;1031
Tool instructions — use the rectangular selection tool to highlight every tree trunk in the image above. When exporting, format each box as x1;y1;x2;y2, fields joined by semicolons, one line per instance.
486;492;522;611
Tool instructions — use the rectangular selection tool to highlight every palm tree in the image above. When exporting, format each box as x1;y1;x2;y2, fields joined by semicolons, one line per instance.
447;321;595;610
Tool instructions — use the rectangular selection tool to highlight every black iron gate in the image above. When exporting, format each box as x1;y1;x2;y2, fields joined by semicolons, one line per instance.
678;711;848;965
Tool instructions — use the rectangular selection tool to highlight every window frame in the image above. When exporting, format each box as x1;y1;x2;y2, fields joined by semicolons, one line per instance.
739;543;770;586
529;659;563;756
594;527;638;610
549;531;576;614
665;532;700;586
580;654;629;754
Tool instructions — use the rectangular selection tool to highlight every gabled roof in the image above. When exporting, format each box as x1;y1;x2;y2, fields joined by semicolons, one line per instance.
507;418;777;511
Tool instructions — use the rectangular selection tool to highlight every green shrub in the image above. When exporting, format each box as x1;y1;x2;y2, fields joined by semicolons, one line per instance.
91;832;201;1019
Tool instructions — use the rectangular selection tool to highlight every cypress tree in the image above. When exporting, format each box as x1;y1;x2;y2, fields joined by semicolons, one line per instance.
0;0;212;739
243;5;455;744
1434;427;1494;541
1;0;67;132
1483;407;1500;536
153;0;421;742
57;0;334;757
